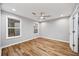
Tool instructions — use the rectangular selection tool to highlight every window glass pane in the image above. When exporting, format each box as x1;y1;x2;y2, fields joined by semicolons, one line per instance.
15;29;20;36
8;18;20;27
8;29;20;37
8;29;15;37
34;23;38;33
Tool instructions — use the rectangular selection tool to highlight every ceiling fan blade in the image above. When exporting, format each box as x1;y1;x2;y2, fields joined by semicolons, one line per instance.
32;12;36;15
43;15;51;17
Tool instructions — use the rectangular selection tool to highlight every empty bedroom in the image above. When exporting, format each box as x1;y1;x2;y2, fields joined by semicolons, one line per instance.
0;3;79;56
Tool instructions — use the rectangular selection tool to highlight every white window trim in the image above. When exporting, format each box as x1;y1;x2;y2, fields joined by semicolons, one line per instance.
6;15;22;39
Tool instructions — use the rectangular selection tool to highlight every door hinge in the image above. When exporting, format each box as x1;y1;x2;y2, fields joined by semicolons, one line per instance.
72;31;75;33
72;44;75;47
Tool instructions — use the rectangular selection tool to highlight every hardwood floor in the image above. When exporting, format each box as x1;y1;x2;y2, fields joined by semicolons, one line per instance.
2;37;79;56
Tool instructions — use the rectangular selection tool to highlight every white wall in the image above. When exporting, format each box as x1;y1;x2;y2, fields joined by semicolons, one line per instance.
1;11;36;48
40;17;69;42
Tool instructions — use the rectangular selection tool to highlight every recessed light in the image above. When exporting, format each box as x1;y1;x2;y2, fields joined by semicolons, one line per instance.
12;9;16;11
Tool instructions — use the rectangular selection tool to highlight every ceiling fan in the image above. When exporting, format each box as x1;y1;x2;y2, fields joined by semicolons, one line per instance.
32;12;51;19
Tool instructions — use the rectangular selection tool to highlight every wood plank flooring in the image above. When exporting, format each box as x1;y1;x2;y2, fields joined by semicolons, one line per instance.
2;37;79;56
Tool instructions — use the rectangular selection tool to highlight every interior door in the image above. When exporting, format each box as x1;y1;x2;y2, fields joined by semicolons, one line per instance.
70;12;78;53
73;13;78;53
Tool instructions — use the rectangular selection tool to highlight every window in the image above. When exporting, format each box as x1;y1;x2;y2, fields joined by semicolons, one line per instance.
6;16;21;39
33;22;39;33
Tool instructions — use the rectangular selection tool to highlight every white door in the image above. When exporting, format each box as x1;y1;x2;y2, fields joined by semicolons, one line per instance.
73;13;78;53
70;13;78;53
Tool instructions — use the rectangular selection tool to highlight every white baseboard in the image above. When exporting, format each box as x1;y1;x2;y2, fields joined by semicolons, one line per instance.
1;39;31;49
1;36;41;49
41;36;69;43
1;36;69;49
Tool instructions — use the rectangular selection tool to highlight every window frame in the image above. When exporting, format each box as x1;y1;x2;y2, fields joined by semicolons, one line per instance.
6;15;21;39
33;22;39;34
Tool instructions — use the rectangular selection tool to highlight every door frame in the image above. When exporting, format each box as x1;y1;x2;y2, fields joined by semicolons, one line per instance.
69;6;79;53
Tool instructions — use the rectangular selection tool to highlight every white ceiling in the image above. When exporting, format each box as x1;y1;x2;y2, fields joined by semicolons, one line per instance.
2;3;75;21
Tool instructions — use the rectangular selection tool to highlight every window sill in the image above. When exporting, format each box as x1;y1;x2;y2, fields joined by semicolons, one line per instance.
6;36;21;39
